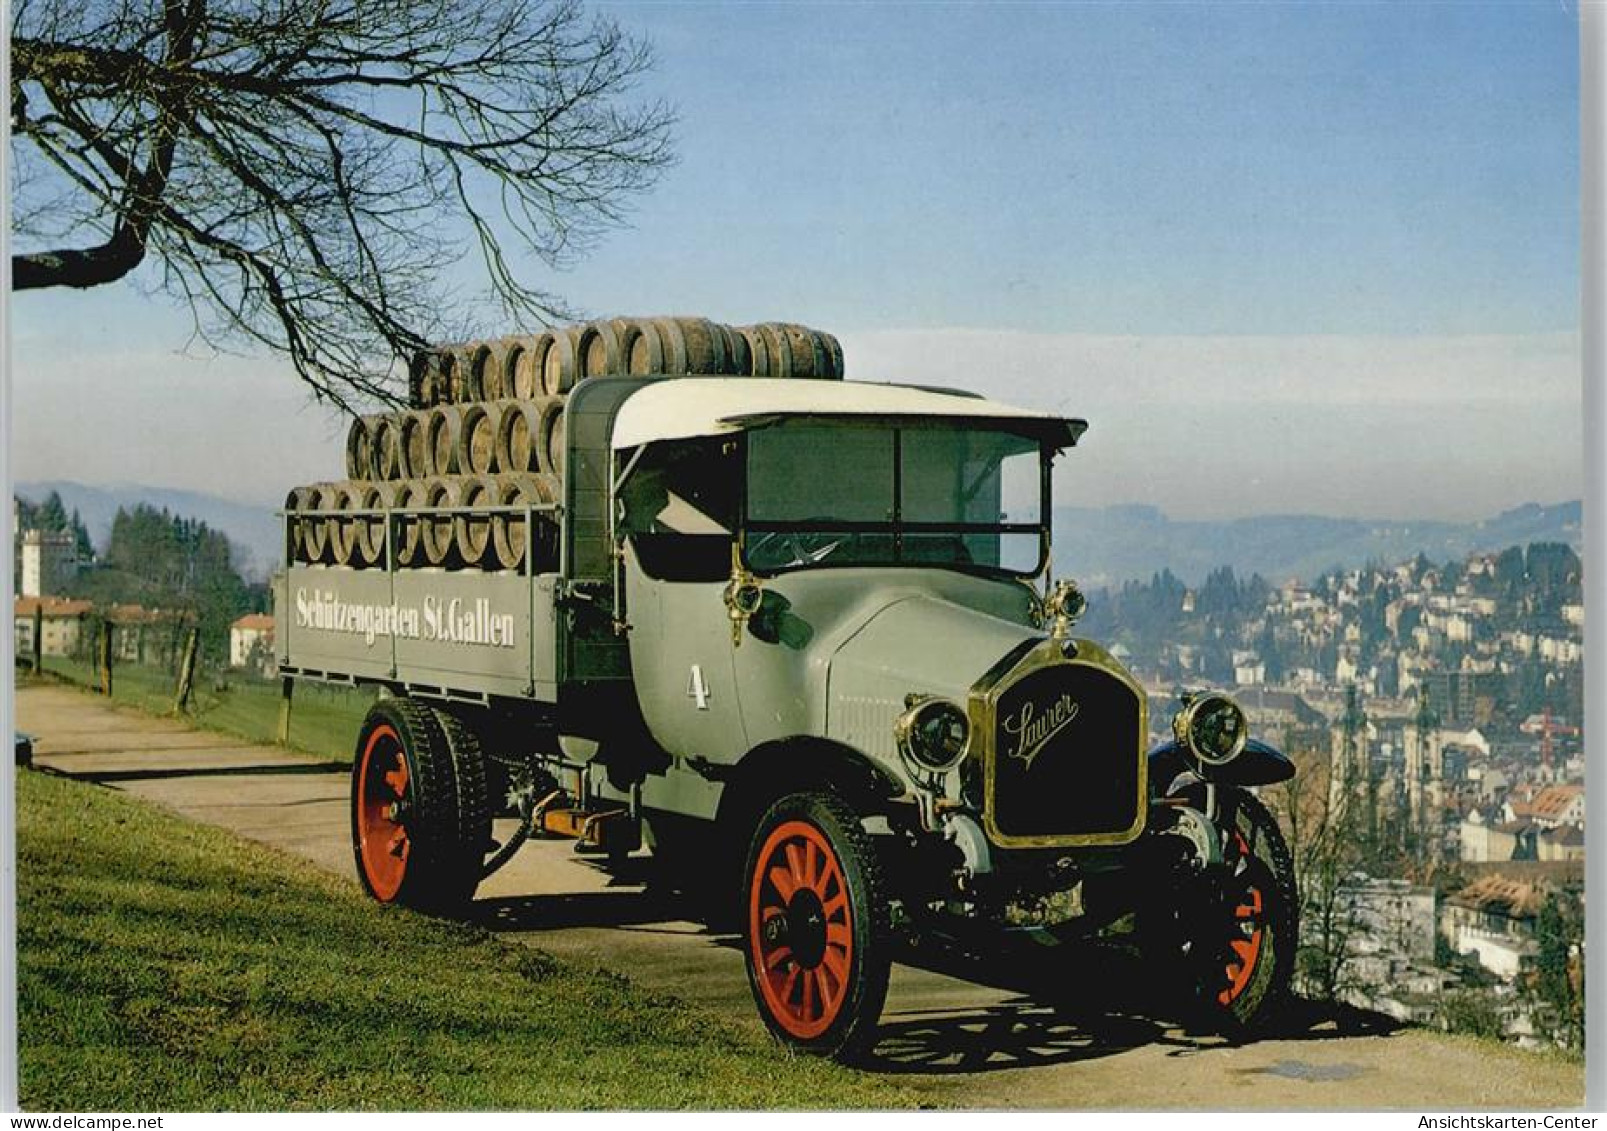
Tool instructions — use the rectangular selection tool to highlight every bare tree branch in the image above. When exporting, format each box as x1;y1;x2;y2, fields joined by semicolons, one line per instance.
10;0;676;407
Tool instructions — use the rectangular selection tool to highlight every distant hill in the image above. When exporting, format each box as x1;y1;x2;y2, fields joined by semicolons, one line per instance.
16;481;1583;589
15;481;283;580
1055;500;1583;589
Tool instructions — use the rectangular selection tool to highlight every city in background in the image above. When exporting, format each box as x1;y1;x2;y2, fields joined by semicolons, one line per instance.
13;480;1585;1051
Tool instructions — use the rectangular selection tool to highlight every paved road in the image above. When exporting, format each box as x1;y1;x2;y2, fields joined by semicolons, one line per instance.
14;683;1587;1110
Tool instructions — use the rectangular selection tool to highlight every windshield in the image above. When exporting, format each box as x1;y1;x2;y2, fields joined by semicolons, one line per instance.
744;420;1046;577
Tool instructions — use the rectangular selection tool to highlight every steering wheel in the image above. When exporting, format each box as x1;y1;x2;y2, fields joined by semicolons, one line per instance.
748;530;845;569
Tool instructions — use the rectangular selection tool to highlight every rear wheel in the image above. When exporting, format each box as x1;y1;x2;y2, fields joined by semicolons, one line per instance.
350;698;489;914
742;792;890;1060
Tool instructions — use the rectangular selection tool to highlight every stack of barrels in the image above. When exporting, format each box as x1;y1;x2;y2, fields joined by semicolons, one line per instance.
286;315;844;574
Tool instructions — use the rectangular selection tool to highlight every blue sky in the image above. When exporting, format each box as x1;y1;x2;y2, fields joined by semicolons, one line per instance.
9;2;1583;517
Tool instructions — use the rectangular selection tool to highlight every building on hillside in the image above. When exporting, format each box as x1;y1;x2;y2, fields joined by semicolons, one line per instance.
19;529;77;597
1418;669;1503;728
13;596;92;659
1459;810;1537;862
1335;875;1446;1024
1441;874;1548;980
1505;783;1585;830
1537;825;1585;863
230;613;277;676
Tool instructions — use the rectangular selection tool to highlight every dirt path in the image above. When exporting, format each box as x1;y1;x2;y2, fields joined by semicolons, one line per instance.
13;682;1588;1110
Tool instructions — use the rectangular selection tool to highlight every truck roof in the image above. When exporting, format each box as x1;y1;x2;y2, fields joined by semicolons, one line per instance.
609;377;1087;450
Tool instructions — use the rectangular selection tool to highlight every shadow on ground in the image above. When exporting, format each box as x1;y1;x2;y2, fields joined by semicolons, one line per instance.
471;852;1402;1076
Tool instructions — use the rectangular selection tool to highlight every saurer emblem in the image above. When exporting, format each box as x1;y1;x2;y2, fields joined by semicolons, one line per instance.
1001;693;1080;771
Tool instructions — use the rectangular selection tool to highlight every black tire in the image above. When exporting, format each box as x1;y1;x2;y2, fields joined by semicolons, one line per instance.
1147;788;1298;1033
350;698;489;914
741;791;890;1061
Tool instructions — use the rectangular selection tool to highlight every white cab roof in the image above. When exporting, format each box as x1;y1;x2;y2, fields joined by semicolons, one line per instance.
609;378;1086;450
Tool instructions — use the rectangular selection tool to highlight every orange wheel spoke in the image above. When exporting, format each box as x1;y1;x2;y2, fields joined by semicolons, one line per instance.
768;864;797;903
1229;938;1256;964
779;966;800;1005
803;838;819;890
387;829;408;858
765;945;793;972
785;842;806;889
801;967;817;1020
384;760;408;797
822;947;849;983
822;892;847;919
826;923;852;948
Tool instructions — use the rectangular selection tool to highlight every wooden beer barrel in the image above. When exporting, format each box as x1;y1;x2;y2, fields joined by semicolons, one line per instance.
540;402;567;478
421;478;462;567
542;326;582;395
580;319;625;378
284;487;308;563
329;482;366;567
398;412;430;478
353;481;398;567
820;330;845;379
779;323;828;378
454;475;498;568
425;406;464;476
627;318;665;375
490;474;561;572
472;341;507;401
651;317;691;375
735;325;770;376
493;397;561;474
409;350;442;408
719;322;753;376
449;347;482;403
678;316;729;374
456;401;503;475
510;332;552;399
301;482;338;564
370;415;403;480
344;417;375;480
755;324;795;377
393;479;428;567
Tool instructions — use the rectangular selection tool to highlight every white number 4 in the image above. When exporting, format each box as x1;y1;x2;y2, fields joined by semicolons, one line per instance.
687;664;712;710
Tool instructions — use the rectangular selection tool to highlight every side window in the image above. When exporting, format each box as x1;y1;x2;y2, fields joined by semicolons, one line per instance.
620;439;738;582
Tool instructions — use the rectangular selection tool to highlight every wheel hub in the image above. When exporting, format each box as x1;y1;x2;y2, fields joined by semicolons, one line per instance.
785;889;828;969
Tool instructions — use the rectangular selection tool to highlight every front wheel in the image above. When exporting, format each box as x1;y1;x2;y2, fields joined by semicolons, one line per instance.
742;791;890;1060
1148;789;1298;1032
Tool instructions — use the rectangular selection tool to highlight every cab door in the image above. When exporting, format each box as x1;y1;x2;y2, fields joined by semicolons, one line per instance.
618;438;749;762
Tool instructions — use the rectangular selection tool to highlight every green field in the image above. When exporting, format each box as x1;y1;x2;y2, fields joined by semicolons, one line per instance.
36;656;375;762
14;769;921;1110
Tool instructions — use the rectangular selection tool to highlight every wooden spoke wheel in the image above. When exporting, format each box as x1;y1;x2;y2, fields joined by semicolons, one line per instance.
1211;830;1273;1011
350;699;489;914
1165;789;1298;1032
742;792;889;1060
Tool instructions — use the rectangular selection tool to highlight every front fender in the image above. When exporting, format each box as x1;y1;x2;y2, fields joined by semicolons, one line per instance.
1147;736;1295;797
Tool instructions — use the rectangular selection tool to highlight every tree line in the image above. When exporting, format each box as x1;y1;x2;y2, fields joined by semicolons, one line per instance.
16;490;261;664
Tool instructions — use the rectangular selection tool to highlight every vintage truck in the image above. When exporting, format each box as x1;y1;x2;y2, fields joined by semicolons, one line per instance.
276;363;1299;1060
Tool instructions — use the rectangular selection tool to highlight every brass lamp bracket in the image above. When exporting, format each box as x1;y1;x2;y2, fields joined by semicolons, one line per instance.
723;543;764;647
1043;578;1086;640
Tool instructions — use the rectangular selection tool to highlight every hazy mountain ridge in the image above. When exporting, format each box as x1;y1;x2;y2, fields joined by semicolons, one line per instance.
1055;500;1583;588
16;481;1583;588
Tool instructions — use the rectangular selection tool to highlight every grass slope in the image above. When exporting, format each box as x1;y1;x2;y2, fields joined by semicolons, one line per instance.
16;771;920;1111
